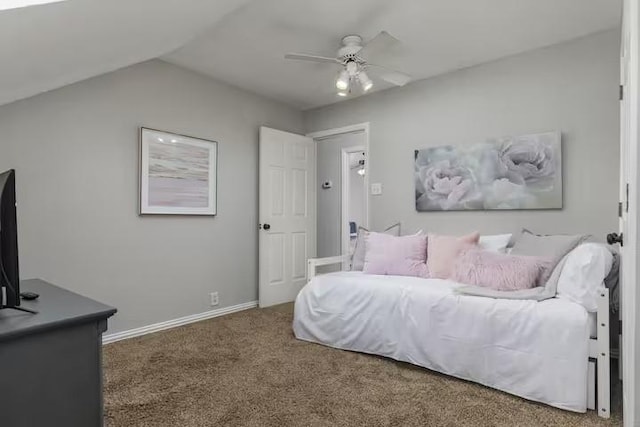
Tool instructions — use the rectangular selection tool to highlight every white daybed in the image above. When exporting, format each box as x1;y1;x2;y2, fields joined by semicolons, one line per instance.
293;255;610;418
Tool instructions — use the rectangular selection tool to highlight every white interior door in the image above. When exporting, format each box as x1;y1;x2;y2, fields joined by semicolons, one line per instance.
620;1;639;425
259;127;316;307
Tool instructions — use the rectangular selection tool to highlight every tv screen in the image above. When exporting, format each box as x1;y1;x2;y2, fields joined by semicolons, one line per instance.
0;169;19;308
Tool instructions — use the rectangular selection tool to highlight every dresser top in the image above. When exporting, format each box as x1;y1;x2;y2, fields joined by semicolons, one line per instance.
0;279;116;341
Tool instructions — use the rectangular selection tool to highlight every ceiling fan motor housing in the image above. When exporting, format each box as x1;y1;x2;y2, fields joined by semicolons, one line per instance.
338;35;364;59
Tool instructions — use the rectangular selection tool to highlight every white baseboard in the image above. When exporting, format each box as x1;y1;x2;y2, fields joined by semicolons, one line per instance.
102;301;258;345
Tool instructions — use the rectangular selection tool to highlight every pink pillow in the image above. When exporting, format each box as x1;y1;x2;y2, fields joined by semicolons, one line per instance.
427;232;480;279
363;232;429;278
451;248;549;291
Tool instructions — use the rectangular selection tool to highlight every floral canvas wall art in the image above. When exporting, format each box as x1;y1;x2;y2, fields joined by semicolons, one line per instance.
414;132;562;211
140;128;217;215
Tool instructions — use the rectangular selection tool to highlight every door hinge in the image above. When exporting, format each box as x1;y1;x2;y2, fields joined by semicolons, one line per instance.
620;85;624;101
626;183;630;212
619;183;629;217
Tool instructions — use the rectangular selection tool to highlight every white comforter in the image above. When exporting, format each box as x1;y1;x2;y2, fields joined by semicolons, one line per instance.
293;272;590;412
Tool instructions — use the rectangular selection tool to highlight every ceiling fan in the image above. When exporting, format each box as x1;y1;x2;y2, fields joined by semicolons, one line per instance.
284;31;411;97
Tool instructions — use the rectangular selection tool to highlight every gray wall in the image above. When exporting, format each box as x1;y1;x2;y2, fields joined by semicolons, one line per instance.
0;60;303;334
316;131;366;257
305;31;621;240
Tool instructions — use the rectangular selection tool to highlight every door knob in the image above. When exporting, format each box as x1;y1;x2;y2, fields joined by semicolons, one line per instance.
263;223;271;230
607;232;623;246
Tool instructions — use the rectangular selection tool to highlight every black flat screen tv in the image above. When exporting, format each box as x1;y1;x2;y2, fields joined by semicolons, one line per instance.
0;169;20;309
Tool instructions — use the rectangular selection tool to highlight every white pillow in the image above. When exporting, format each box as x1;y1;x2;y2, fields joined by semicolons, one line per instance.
556;243;613;312
478;234;512;253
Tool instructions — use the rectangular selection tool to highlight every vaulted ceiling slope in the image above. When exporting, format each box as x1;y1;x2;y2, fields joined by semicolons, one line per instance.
0;0;251;107
165;0;621;110
0;0;621;110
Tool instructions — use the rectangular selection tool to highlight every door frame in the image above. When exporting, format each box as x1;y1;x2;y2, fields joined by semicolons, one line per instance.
621;1;639;425
307;122;370;264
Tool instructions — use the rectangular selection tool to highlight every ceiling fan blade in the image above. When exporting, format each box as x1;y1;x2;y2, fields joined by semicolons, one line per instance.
357;31;398;60
284;53;340;64
368;64;411;86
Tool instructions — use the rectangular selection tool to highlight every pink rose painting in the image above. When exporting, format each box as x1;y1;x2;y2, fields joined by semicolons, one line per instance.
415;132;562;211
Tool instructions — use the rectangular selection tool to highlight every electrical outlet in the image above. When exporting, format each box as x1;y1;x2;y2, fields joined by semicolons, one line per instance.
210;292;219;307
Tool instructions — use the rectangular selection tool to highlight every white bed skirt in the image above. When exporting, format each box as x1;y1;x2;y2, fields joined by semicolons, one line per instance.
293;272;591;412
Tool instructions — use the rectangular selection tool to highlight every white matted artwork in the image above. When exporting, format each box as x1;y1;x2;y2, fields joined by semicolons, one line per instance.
415;131;562;211
139;127;217;215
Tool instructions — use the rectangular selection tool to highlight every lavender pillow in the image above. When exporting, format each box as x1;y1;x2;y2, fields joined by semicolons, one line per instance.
351;223;401;271
451;248;549;291
363;232;429;278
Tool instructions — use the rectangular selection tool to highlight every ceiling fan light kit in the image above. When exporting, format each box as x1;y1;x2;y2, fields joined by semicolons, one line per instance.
336;69;350;90
358;70;373;92
285;31;411;99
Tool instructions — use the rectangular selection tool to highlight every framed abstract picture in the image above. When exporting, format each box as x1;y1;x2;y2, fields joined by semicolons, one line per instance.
415;131;562;211
139;127;217;215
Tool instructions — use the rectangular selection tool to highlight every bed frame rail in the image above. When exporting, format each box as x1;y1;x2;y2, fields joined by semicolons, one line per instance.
307;255;348;281
589;287;610;418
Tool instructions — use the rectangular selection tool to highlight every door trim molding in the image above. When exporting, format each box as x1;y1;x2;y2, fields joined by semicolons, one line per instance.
621;1;638;425
307;122;370;140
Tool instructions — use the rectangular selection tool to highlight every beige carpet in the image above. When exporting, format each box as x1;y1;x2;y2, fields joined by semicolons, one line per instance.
104;304;621;427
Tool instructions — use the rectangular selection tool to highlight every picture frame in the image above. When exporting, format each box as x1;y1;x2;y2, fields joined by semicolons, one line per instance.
139;127;217;215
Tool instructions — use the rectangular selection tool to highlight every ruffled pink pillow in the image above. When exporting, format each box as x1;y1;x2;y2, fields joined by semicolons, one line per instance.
363;232;429;278
427;232;480;279
451;248;549;291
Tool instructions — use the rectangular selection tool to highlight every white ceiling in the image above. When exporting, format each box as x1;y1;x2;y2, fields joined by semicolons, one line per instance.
0;0;621;110
165;0;621;110
0;0;251;107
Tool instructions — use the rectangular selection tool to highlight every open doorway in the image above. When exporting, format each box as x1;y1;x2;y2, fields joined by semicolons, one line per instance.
308;123;369;267
342;148;367;259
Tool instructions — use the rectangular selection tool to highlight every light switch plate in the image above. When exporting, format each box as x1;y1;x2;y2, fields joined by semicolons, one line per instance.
371;183;383;195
